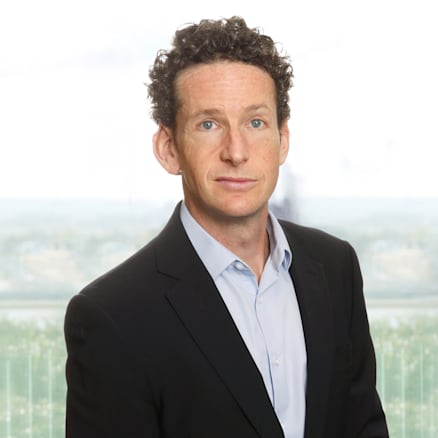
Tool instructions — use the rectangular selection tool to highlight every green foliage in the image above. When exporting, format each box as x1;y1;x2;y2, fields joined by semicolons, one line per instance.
0;317;66;438
371;315;438;437
0;310;437;437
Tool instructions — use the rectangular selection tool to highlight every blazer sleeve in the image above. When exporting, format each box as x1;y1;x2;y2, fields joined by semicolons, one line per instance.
64;293;160;438
343;242;389;437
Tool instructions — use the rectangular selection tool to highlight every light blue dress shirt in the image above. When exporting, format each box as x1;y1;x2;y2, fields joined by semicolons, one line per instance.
180;203;307;438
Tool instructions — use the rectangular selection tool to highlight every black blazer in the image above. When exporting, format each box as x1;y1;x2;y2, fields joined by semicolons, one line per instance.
64;204;388;437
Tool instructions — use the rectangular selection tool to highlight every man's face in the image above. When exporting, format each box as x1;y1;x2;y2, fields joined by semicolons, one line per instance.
171;61;289;225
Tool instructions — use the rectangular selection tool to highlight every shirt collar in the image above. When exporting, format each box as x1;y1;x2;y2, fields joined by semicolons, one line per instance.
267;211;292;272
180;202;292;280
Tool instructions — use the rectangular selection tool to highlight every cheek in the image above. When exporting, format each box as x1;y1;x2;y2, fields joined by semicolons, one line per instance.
260;144;283;167
180;153;211;184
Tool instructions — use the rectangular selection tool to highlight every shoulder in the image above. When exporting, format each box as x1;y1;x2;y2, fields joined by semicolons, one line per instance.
278;219;362;289
77;203;185;302
279;219;354;259
64;226;180;347
69;236;154;314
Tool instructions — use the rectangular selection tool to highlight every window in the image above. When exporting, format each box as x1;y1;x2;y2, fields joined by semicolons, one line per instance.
1;3;436;437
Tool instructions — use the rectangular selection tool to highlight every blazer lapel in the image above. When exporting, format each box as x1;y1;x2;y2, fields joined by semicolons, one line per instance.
289;246;334;438
154;205;284;438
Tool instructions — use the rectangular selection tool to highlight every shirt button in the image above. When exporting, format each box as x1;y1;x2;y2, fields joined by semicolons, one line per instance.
235;262;245;270
257;297;263;304
273;358;280;366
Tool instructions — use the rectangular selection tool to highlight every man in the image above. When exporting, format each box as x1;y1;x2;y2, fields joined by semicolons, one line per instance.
64;16;388;437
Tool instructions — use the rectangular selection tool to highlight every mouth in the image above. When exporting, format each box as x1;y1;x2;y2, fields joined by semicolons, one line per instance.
215;177;257;191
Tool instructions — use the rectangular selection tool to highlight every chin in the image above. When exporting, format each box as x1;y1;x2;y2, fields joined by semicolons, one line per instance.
213;201;267;221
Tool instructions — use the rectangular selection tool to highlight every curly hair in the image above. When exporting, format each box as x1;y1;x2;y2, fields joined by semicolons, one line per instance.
147;16;293;129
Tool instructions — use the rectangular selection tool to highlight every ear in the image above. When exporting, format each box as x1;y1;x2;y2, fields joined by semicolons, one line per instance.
279;121;290;165
153;124;181;175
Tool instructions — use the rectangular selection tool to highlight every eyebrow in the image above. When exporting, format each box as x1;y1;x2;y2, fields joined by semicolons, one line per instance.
190;104;271;119
245;104;271;113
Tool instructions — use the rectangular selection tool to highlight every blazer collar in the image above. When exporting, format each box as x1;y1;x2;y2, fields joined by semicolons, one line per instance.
154;203;284;438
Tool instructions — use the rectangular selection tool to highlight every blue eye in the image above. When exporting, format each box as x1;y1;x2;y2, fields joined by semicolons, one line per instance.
201;120;215;130
250;119;264;128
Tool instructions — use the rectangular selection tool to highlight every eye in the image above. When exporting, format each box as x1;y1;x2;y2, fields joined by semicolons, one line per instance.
200;120;216;130
250;119;264;128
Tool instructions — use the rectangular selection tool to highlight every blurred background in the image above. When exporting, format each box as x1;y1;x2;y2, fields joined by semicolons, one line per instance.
0;1;437;436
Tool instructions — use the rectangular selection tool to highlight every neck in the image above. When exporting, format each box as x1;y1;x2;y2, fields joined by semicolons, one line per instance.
189;207;271;282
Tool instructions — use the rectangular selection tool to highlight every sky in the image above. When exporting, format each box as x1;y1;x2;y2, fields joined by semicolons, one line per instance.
1;0;437;202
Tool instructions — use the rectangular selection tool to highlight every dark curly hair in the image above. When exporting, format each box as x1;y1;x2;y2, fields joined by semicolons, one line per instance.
147;16;293;129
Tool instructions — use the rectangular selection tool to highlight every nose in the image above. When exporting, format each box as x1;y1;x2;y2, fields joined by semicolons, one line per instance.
220;127;249;166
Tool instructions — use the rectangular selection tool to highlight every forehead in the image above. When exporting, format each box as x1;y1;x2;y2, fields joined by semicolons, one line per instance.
174;61;277;112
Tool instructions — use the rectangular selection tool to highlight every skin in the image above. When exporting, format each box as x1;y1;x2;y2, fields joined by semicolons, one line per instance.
153;61;290;279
